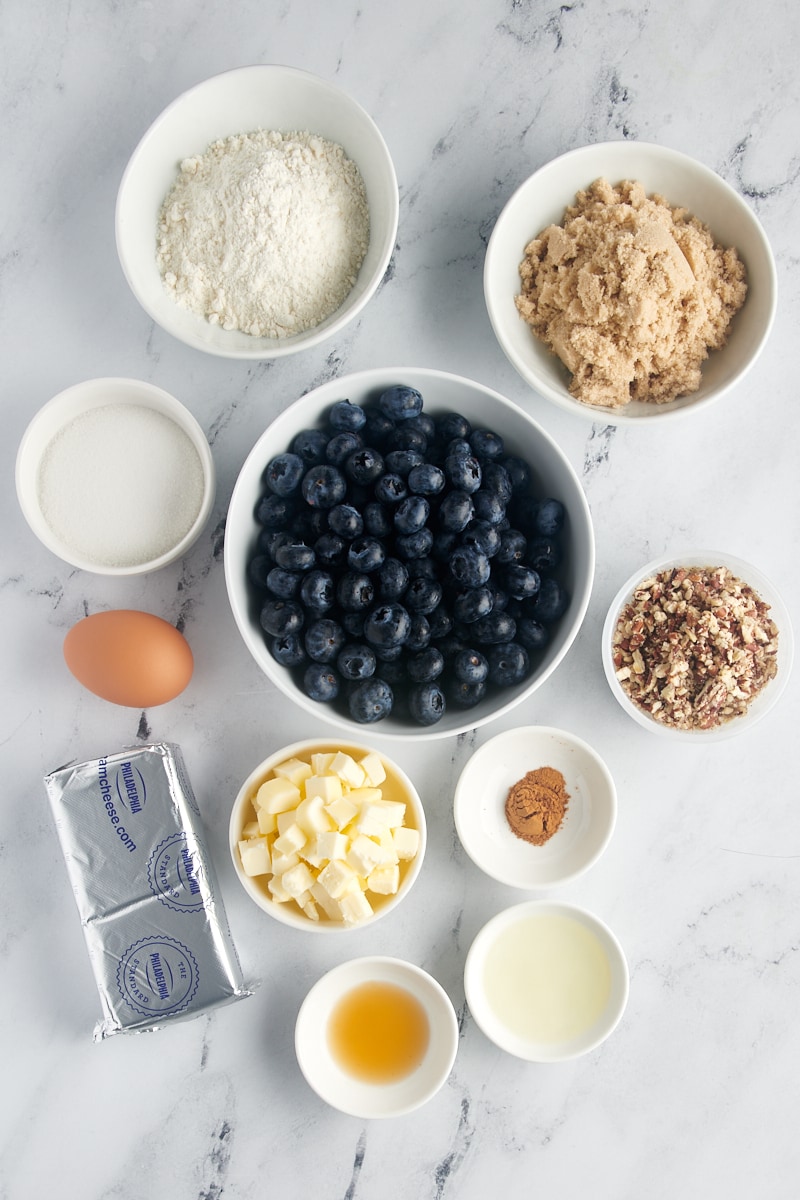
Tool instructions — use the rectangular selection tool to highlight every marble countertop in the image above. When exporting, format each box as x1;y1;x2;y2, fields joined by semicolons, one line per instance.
2;2;799;1197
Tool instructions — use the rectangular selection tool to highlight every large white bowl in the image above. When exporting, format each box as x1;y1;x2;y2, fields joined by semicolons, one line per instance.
229;738;426;931
454;726;616;889
223;367;595;740
602;551;793;740
116;65;398;358
484;141;777;424
295;956;458;1118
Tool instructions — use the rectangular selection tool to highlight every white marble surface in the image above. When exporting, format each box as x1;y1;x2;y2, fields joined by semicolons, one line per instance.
2;2;799;1197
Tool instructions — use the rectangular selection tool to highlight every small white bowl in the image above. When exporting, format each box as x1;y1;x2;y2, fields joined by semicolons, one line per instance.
453;726;616;889
484;141;777;424
116;65;398;358
229;738;426;932
223;366;595;740
15;377;215;575
295;956;458;1117
464;901;629;1062
602;551;793;741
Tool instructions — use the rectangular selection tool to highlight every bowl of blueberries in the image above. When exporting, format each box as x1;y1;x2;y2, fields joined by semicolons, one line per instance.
224;367;595;738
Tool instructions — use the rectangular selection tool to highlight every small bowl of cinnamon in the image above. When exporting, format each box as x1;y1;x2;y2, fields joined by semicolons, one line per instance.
453;726;616;889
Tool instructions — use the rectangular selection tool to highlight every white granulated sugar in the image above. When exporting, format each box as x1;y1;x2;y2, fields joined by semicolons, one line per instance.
156;129;370;338
38;404;205;568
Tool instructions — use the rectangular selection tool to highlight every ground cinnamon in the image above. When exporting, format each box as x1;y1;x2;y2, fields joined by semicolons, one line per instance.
505;765;569;846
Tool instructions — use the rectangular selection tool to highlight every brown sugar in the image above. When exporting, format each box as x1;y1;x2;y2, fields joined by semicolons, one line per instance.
505;765;569;846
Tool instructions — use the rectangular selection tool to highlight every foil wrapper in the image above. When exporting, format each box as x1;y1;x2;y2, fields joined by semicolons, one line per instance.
44;742;251;1040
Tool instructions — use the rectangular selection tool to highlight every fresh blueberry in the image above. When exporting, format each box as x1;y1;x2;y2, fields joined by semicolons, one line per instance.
405;613;431;652
327;504;364;539
404;576;443;614
445;454;482;493
394;528;434;560
378;557;409;600
471;611;517;644
481;462;513;504
431;530;459;562
461;520;502;558
471;489;506;525
336;572;375;612
407;463;445;496
303;662;340;703
300;569;335;615
258;529;293;559
504;563;541;601
329;399;367;432
363;501;393;538
453;586;494;624
407;647;444;683
304;618;346;663
292;428;328;465
385;425;428;454
342;611;367;638
486;641;529;686
385;449;424;477
405;412;436;442
301;464;347;509
470;429;504;461
435;412;471;442
427;604;454;639
378;385;424;422
325;431;362;465
314;532;347;567
364;603;412;648
501;455;531;493
445;437;473;459
347;536;386;573
362;409;395;448
336;643;377;681
345;447;385;485
269;633;307;668
408;682;446;725
525;535;561;574
373;473;408;505
406;555;437;580
496;529;527;565
259;598;304;638
290;508;326;542
533;577;569;623
274;539;316;572
255;493;297;528
266;566;301;598
263;452;304;496
516;617;550;651
447;678;487;708
348;678;394;723
535;499;566;536
247;555;272;589
438;490;475;532
394;495;430;534
452;647;489;684
449;545;491;589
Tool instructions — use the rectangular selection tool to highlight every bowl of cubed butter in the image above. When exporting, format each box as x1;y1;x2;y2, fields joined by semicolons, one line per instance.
229;739;426;931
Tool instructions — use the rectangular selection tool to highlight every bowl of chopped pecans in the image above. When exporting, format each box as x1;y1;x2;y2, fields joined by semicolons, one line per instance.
602;552;793;740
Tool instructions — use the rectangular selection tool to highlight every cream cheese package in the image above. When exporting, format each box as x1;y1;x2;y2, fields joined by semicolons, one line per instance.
44;742;251;1040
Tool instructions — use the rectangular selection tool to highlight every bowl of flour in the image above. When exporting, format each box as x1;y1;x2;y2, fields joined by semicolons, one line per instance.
116;65;399;359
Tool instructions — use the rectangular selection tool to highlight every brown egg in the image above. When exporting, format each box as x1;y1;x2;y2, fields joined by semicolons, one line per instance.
63;610;193;707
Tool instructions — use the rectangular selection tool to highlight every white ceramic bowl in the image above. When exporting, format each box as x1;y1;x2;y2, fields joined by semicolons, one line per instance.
229;738;426;931
602;551;793;741
224;366;595;740
484;141;777;424
295;956;458;1118
15;377;215;575
454;726;616;888
464;901;629;1062
116;65;398;358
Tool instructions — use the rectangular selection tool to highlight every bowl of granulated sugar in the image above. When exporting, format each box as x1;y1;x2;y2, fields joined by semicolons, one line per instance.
116;65;399;359
16;378;216;575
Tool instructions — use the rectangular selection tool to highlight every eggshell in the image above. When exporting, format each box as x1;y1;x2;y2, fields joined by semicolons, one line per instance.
63;610;193;707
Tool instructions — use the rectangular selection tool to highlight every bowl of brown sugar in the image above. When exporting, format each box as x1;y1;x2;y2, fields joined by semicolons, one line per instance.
453;726;617;889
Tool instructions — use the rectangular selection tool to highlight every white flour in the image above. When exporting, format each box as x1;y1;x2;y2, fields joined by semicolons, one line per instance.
157;129;370;338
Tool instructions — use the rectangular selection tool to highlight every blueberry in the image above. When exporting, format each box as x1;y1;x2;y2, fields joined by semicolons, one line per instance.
247;555;272;589
303;662;340;703
290;508;326;541
385;425;428;454
445;454;482;493
378;385;424;422
407;463;445;496
373;473;408;505
394;495;430;534
481;462;513;504
337;642;377;681
304;618;346;663
438;490;475;532
408;682;446;725
292;428;328;465
269;633;307;667
348;678;394;723
427;604;454;639
431;530;458;562
407;647;444;683
486;641;529;686
535;499;566;536
404;576;443;614
329;399;367;432
385;449;424;477
445;438;472;459
496;529;527;565
471;611;517;644
342;612;367;638
362;410;395;448
533;577;569;623
337;572;375;612
471;489;506;526
504;564;541;601
364;603;412;648
259;598;304;638
394;528;434;560
406;556;437;580
470;429;504;461
449;545;491;589
461;520;502;558
347;536;386;573
314;532;347;566
300;569;335;615
405;412;436;441
452;647;489;684
325;431;362;465
435;412;471;442
447;678;487;708
274;539;316;572
345;447;385;485
258;529;293;559
453;586;494;624
374;658;407;687
378;557;409;600
516;617;550;652
328;504;364;539
263;452;304;496
501;455;531;493
525;535;561;575
301;464;347;509
363;501;392;538
255;493;296;528
266;566;301;598
405;612;431;652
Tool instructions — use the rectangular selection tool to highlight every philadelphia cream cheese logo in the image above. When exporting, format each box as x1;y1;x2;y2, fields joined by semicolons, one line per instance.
114;760;147;815
117;935;199;1017
147;832;210;913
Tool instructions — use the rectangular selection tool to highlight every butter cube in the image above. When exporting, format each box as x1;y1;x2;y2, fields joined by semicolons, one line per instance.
242;820;260;839
340;888;373;924
300;896;320;922
272;757;313;788
347;787;383;808
346;833;393;877
238;837;270;877
310;752;336;775
310;880;345;921
270;849;300;877
367;863;400;895
392;826;420;861
359;752;386;786
255;776;301;814
272;822;307;857
354;798;406;836
317;858;359;900
268;874;292;903
324;794;358;829
306;830;348;867
257;807;278;836
304;773;343;804
296;793;336;836
329;751;366;789
280;861;316;899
